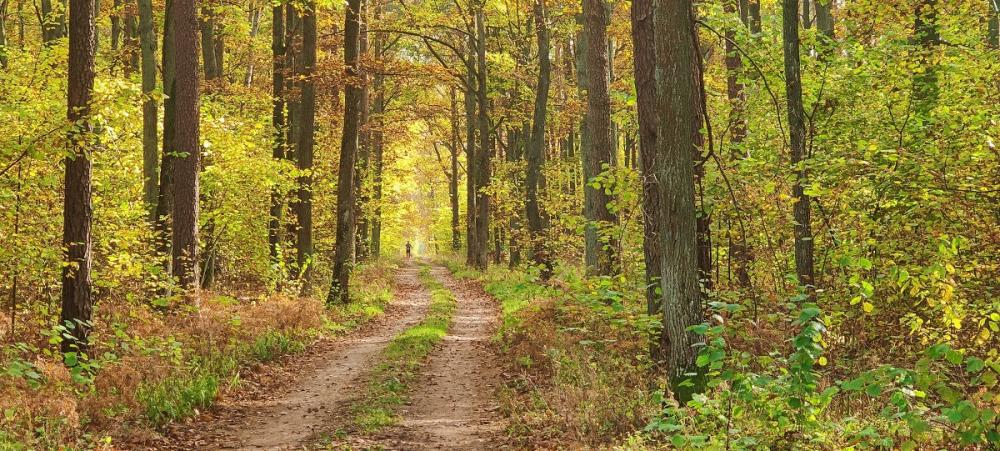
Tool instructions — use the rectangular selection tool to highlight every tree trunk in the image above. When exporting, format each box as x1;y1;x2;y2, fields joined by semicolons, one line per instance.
724;0;752;290
526;0;551;276
171;0;200;291
354;0;370;262
783;0;814;291
581;0;616;276
472;7;490;269
802;0;811;29
370;17;384;258
61;0;96;354
155;0;176;277
913;0;938;117
328;0;362;304
990;0;999;48
816;0;834;38
464;65;477;266
749;0;762;35
629;0;661;334
40;0;64;45
111;0;120;50
200;5;217;80
139;0;157;218
450;86;461;251
295;0;315;289
654;0;704;402
0;0;7;68
268;0;285;266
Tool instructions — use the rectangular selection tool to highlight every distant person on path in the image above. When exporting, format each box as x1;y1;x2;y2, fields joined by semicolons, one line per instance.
406;241;412;258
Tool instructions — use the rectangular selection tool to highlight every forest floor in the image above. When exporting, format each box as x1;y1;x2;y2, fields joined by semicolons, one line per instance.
155;261;504;450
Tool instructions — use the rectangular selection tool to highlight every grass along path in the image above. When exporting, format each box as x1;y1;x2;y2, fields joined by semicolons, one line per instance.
348;264;458;432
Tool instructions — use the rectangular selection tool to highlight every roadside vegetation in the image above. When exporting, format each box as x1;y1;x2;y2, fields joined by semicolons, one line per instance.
0;260;397;449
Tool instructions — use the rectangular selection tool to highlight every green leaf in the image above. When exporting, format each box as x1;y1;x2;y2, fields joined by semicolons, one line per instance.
966;357;985;373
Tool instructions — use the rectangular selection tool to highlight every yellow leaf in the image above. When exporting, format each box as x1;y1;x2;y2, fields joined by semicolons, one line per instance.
818;356;828;366
863;302;874;313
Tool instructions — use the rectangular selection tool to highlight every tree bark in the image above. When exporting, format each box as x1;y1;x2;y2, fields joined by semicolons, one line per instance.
40;0;64;45
749;0;762;35
464;58;477;266
526;0;551;276
581;0;616;276
200;5;217;80
450;86;461;251
139;0;157;219
370;18;385;258
61;0;96;354
295;0;316;289
990;0;999;48
155;0;176;277
111;0;120;50
783;0;815;291
268;0;285;266
354;0;370;261
328;0;363;304
654;0;705;402
472;7;491;269
629;0;661;330
816;0;834;38
170;0;201;291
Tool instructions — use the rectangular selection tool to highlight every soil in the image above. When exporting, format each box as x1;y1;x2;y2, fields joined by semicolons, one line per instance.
143;262;505;450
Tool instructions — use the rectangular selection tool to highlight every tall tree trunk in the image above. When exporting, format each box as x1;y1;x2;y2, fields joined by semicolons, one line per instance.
724;0;752;290
61;0;96;354
802;0;811;29
450;86;461;251
111;0;120;50
990;0;999;48
200;4;217;80
171;0;200;291
40;0;64;45
139;0;157;218
354;0;370;261
0;0;7;68
268;0;285;266
526;0;551;276
816;0;834;38
245;4;261;86
783;0;814;291
472;7;490;269
328;0;362;304
155;0;176;277
749;0;761;35
464;62;477;266
629;0;661;336
214;26;224;78
371;84;385;258
295;0;316;288
654;0;704;402
581;0;616;276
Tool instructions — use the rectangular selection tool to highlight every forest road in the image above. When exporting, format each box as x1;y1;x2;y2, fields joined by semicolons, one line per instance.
159;262;430;450
367;265;505;450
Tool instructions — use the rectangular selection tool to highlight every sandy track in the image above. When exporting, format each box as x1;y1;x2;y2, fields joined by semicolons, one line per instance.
370;266;505;450
158;263;430;450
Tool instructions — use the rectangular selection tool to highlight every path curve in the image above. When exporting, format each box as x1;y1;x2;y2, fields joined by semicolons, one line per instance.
162;263;429;450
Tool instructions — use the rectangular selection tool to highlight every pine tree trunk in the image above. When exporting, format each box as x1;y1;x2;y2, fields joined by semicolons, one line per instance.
783;0;815;291
328;0;362;304
139;0;157;219
61;0;96;354
295;0;316;289
171;0;200;291
354;0;370;262
629;0;662;336
155;0;176;277
526;0;551;276
450;87;461;251
268;0;285;266
653;0;705;402
473;7;490;269
582;0;617;276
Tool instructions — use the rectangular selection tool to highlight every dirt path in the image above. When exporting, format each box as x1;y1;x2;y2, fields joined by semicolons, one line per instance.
371;266;505;450
162;263;430;450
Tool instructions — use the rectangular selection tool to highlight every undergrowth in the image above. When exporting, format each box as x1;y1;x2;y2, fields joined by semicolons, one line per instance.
351;265;457;432
0;259;398;448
